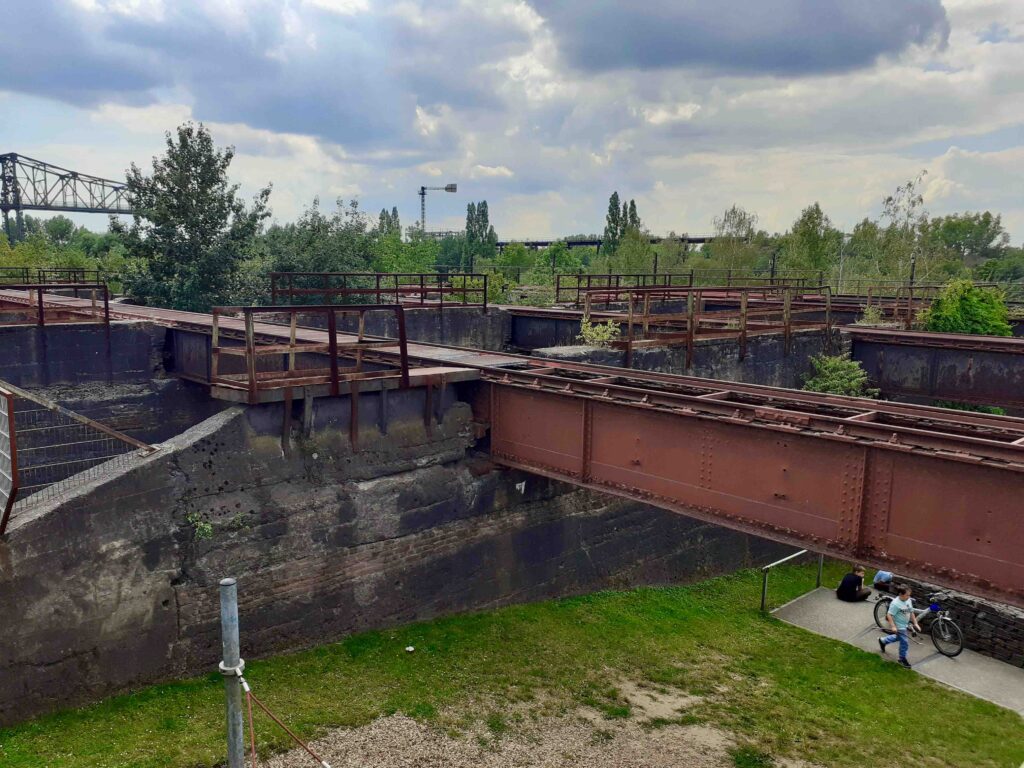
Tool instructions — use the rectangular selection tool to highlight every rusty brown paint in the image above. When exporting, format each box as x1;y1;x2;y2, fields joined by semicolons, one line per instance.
485;381;1024;608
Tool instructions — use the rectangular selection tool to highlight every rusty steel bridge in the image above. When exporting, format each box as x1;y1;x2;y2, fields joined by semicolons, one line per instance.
1;286;1022;610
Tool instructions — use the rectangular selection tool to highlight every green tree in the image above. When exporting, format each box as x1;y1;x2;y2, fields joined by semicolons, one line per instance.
921;279;1012;336
627;199;640;231
465;200;497;269
603;192;622;254
803;354;879;398
119;123;271;311
920;212;1008;268
43;215;76;247
780;202;841;273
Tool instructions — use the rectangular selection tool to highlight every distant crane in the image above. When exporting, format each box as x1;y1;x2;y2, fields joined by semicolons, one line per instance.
1;153;133;242
418;182;457;232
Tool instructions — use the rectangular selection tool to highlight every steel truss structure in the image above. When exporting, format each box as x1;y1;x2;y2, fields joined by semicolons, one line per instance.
1;153;133;242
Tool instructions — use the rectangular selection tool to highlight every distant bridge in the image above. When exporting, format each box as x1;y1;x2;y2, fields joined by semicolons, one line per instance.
497;234;715;253
0;153;134;242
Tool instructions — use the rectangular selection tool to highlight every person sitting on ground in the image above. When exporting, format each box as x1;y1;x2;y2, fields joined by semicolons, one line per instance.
873;569;894;593
879;583;921;669
836;565;872;602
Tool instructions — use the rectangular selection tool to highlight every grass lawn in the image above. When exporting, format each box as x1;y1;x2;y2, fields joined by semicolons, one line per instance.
2;562;1021;768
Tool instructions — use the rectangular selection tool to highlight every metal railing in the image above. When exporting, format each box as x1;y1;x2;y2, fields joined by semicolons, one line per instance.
0;380;156;535
0;283;110;326
0;267;108;284
269;272;488;310
577;285;834;367
210;304;411;405
760;549;825;611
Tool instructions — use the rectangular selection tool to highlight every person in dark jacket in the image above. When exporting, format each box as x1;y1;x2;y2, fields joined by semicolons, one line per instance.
836;565;871;602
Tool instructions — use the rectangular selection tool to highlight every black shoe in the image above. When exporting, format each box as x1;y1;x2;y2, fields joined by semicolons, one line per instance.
878;638;886;654
898;658;912;669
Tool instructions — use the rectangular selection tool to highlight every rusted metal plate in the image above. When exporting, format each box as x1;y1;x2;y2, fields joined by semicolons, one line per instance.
851;330;1024;408
0;387;17;535
487;382;1024;608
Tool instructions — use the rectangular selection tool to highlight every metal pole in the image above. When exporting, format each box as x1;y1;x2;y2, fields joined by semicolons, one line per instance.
816;553;824;588
760;569;769;612
219;577;245;768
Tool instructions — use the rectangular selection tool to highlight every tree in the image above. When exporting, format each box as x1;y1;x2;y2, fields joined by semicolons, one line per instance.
376;206;401;237
119;123;271;311
465;200;497;268
627;199;640;231
803;354;879;398
780;203;841;273
603;192;622;254
43;215;76;247
922;279;1012;336
920;212;1009;268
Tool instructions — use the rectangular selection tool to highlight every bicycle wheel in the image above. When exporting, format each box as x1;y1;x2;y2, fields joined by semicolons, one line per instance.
931;618;964;657
873;597;892;629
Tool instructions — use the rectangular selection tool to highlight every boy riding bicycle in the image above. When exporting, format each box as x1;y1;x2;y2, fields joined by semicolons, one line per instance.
879;584;922;668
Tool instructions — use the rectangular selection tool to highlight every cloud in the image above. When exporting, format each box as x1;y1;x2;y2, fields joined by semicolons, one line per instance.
472;164;514;178
529;0;950;75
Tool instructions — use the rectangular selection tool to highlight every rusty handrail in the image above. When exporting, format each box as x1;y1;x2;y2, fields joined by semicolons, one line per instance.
211;304;411;404
269;272;488;311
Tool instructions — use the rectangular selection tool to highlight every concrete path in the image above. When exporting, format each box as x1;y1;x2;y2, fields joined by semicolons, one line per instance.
774;588;1024;715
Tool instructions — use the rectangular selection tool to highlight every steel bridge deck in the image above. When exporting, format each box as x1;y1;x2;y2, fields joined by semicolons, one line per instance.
3;289;1023;608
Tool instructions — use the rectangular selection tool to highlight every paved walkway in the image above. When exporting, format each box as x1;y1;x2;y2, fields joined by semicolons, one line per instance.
774;588;1024;715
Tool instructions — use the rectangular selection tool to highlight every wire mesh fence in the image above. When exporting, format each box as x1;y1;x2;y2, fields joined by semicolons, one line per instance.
0;381;156;534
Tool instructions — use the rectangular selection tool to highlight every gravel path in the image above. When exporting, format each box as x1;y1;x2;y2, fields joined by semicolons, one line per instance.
264;713;740;768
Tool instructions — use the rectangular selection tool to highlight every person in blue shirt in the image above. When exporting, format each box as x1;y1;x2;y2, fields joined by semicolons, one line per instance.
872;570;894;593
878;584;922;668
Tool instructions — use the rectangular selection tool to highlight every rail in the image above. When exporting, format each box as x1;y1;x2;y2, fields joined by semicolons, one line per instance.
760;550;825;611
0;267;108;284
0;380;156;535
269;272;488;310
577;285;833;367
0;282;110;326
210;304;411;405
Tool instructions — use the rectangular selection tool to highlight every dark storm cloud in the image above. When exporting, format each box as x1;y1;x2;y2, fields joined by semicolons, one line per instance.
0;0;160;105
0;0;531;151
529;0;950;75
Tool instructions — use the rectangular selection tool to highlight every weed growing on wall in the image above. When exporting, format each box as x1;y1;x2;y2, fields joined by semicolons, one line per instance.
802;354;879;398
577;318;621;346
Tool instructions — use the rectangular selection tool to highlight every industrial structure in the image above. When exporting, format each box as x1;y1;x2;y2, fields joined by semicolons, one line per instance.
0;153;133;242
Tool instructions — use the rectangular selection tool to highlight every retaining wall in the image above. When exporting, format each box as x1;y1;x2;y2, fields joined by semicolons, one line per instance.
0;386;786;724
888;576;1024;667
533;329;847;389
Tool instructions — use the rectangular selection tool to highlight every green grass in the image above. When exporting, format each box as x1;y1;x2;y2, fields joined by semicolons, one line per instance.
1;563;1021;768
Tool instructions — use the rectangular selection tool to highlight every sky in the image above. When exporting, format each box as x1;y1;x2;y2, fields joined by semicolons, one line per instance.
2;0;1022;242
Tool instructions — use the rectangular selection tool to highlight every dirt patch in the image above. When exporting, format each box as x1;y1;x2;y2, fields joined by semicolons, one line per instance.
264;714;742;768
616;679;703;720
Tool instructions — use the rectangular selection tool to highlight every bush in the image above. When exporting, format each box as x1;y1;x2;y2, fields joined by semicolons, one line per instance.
577;318;621;346
921;279;1012;336
802;354;879;398
855;305;884;326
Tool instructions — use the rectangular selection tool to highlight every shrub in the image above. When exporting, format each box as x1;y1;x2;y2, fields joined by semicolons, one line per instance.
803;354;879;398
921;279;1012;336
577;317;621;346
855;305;884;326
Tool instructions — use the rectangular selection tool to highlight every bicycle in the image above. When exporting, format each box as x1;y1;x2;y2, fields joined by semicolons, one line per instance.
873;591;964;657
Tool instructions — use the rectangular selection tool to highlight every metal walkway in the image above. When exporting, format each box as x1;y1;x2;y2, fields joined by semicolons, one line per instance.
2;288;1023;608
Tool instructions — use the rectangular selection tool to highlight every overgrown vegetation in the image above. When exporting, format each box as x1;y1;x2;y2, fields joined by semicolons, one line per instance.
1;563;1020;768
577;317;622;346
4;122;1023;313
802;354;880;398
921;279;1013;336
855;305;885;326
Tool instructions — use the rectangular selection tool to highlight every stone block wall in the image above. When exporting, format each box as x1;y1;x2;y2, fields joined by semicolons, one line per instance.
0;386;787;725
888;576;1024;667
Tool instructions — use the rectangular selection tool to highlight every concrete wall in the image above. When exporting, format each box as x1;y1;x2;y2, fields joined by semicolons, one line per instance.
261;306;512;352
0;386;787;724
533;329;846;389
0;322;165;388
